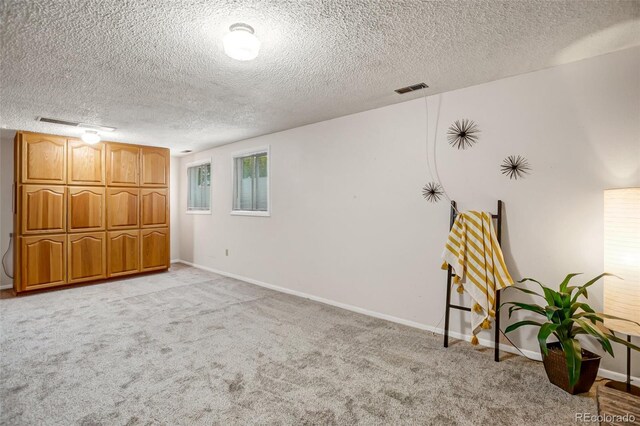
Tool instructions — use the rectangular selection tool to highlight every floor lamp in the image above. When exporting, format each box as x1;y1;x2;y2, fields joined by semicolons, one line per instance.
604;188;640;392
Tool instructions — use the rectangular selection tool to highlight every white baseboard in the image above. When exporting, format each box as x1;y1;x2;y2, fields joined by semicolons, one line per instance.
0;283;12;290
173;259;638;384
598;368;637;383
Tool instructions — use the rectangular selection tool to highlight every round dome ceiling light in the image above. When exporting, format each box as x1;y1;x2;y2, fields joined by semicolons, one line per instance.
223;23;260;61
81;130;101;144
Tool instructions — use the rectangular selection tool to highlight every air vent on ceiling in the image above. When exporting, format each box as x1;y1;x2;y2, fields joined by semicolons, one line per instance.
36;117;116;132
394;82;429;95
181;150;192;153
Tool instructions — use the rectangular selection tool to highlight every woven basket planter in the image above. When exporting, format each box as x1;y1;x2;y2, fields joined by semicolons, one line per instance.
542;342;601;394
596;381;640;425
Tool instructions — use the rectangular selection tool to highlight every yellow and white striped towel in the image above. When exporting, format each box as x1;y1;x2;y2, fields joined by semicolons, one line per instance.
441;211;513;345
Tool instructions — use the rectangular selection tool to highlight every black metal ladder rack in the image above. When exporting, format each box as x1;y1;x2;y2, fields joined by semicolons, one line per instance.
443;200;504;362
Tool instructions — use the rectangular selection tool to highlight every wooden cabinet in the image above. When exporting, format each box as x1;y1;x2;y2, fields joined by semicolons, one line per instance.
20;132;66;184
67;232;106;283
141;147;169;187
20;235;66;291
68;140;105;185
141;188;168;228
21;185;66;234
107;230;140;277
140;228;169;272
106;144;139;186
107;188;139;229
14;131;170;293
68;186;105;232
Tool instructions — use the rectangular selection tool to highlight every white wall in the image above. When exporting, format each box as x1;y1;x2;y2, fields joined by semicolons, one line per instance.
0;130;15;288
170;156;181;261
177;47;640;376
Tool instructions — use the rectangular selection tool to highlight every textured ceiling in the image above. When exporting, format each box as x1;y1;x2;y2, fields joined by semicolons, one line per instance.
1;1;639;154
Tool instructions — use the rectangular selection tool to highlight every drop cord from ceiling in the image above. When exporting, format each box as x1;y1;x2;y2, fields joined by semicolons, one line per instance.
2;233;13;279
422;89;436;183
423;91;458;213
422;89;455;336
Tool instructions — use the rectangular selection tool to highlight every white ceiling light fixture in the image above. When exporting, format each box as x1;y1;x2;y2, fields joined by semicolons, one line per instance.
81;130;101;144
223;23;260;61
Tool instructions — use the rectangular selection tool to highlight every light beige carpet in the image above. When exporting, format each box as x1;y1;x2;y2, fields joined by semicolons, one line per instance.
0;264;596;425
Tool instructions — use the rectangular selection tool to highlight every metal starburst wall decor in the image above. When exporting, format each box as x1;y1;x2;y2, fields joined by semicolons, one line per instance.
422;182;444;203
447;119;480;149
501;155;531;180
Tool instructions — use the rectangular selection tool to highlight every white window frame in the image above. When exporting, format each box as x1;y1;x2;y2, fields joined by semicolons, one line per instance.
231;146;270;217
186;158;212;215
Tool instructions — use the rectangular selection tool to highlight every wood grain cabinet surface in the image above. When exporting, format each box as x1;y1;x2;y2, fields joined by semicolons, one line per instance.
13;131;170;292
106;143;139;186
67;140;105;185
140;228;169;272
20;235;67;291
68;186;105;232
68;232;107;283
21;185;66;234
141;147;169;187
20;132;66;184
107;187;139;229
141;188;169;228
107;230;140;277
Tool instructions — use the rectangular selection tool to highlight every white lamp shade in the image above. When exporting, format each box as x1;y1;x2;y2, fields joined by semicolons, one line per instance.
81;131;101;144
223;26;260;61
604;188;640;336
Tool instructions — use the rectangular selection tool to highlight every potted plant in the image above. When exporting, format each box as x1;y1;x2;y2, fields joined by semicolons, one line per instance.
503;273;640;394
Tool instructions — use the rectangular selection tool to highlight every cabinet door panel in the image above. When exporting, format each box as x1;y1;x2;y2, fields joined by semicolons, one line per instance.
68;186;105;232
21;133;66;184
21;185;66;234
68;140;105;185
20;235;66;290
107;188;139;229
107;230;140;277
140;228;169;272
68;232;106;283
107;144;139;186
141;188;168;228
141;147;169;187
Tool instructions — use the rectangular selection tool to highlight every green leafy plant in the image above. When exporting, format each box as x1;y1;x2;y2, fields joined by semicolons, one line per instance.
503;273;640;387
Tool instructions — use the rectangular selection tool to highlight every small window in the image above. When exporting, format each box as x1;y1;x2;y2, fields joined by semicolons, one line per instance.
187;160;211;214
232;149;269;216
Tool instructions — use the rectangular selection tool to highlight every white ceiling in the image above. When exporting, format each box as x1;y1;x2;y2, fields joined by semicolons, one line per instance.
1;1;638;155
